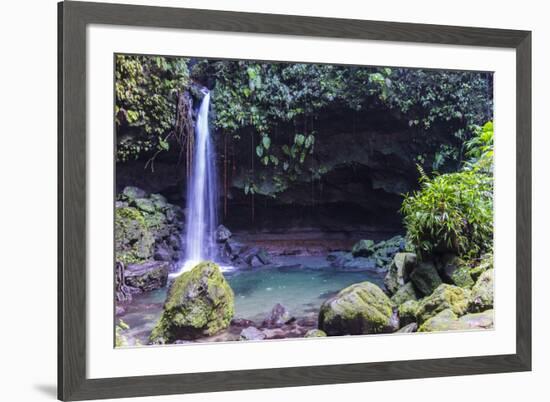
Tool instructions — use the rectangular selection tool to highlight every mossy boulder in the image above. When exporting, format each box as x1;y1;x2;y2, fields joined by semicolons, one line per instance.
397;322;418;333
384;252;417;295
115;206;155;264
150;193;168;210
398;300;419;327
121;186;146;201
469;269;494;312
304;329;327;338
418;309;469;332
459;309;494;329
410;261;442;296
440;255;474;289
418;308;494;332
470;253;493;281
149;261;234;343
351;239;375;257
391;282;419;306
416;284;470;324
318;281;398;336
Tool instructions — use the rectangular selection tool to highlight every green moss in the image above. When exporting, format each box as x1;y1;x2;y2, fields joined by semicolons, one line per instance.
115;206;155;264
398;300;419;326
416;284;470;324
304;329;327;338
150;261;235;342
319;281;396;335
418;309;469;332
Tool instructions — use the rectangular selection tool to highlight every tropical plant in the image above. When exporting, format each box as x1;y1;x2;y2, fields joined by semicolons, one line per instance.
401;160;493;258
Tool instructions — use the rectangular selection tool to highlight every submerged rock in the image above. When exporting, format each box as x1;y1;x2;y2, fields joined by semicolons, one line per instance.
262;303;295;328
384;252;417;295
149;261;234;343
124;261;169;292
318;281;398;336
410;261;442;296
240;326;266;341
469;269;494;312
304;329;327;338
416;284;470;324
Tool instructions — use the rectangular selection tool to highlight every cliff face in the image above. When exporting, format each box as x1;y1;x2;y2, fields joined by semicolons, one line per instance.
116;105;445;234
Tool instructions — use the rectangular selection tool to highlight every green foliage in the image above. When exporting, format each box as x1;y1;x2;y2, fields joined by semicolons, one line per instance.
464;121;494;172
115;55;189;161
401;125;494;259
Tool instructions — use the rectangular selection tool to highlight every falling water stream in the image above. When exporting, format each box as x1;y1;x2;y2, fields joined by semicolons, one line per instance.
175;90;218;275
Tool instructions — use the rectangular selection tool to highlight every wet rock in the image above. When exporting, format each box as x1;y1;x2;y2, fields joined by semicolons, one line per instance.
231;318;256;328
153;243;174;262
122;186;146;201
263;303;295;328
240;326;266;341
150;193;168;210
410;261;442;296
416;284;470;324
397;322;418;333
149;261;234;343
304;329;327;337
469;269;494;312
351;239;375;257
384;252;417;295
215;225;232;243
134;198;156;213
115;206;155;263
391;282;419;306
125;260;169;292
319;281;398;336
115;305;126;316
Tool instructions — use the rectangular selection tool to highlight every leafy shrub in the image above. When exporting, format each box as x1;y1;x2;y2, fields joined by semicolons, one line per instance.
401;162;493;259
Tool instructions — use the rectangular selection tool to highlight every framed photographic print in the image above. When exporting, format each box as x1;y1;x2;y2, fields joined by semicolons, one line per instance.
58;1;531;400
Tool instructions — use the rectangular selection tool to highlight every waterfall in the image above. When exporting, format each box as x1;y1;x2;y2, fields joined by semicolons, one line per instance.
175;90;218;275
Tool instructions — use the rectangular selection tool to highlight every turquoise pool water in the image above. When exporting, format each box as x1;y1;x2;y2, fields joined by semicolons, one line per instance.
118;256;386;344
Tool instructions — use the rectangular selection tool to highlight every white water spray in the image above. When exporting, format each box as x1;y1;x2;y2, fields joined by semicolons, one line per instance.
174;90;218;275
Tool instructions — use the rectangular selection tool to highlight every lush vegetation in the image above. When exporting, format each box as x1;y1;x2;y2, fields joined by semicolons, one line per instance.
115;55;189;162
401;122;494;259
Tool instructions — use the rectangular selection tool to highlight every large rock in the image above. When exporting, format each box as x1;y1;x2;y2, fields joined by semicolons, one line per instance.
262;303;294;328
391;282;419;306
124;261;169;292
115;206;155;264
469;269;494;312
419;308;494;332
240;326;266;341
416;284;470;324
215;225;232;243
121;186;146;200
397;322;418;333
134;197;156;213
418;309;470;332
384;252;417;295
410;261;442;296
398;300;419;327
351;239;375;257
440;255;474;289
304;329;327;338
459;309;494;329
318;282;398;336
149;261;234;343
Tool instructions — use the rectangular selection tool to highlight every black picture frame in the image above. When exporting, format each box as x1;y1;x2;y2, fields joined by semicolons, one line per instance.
58;1;532;400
